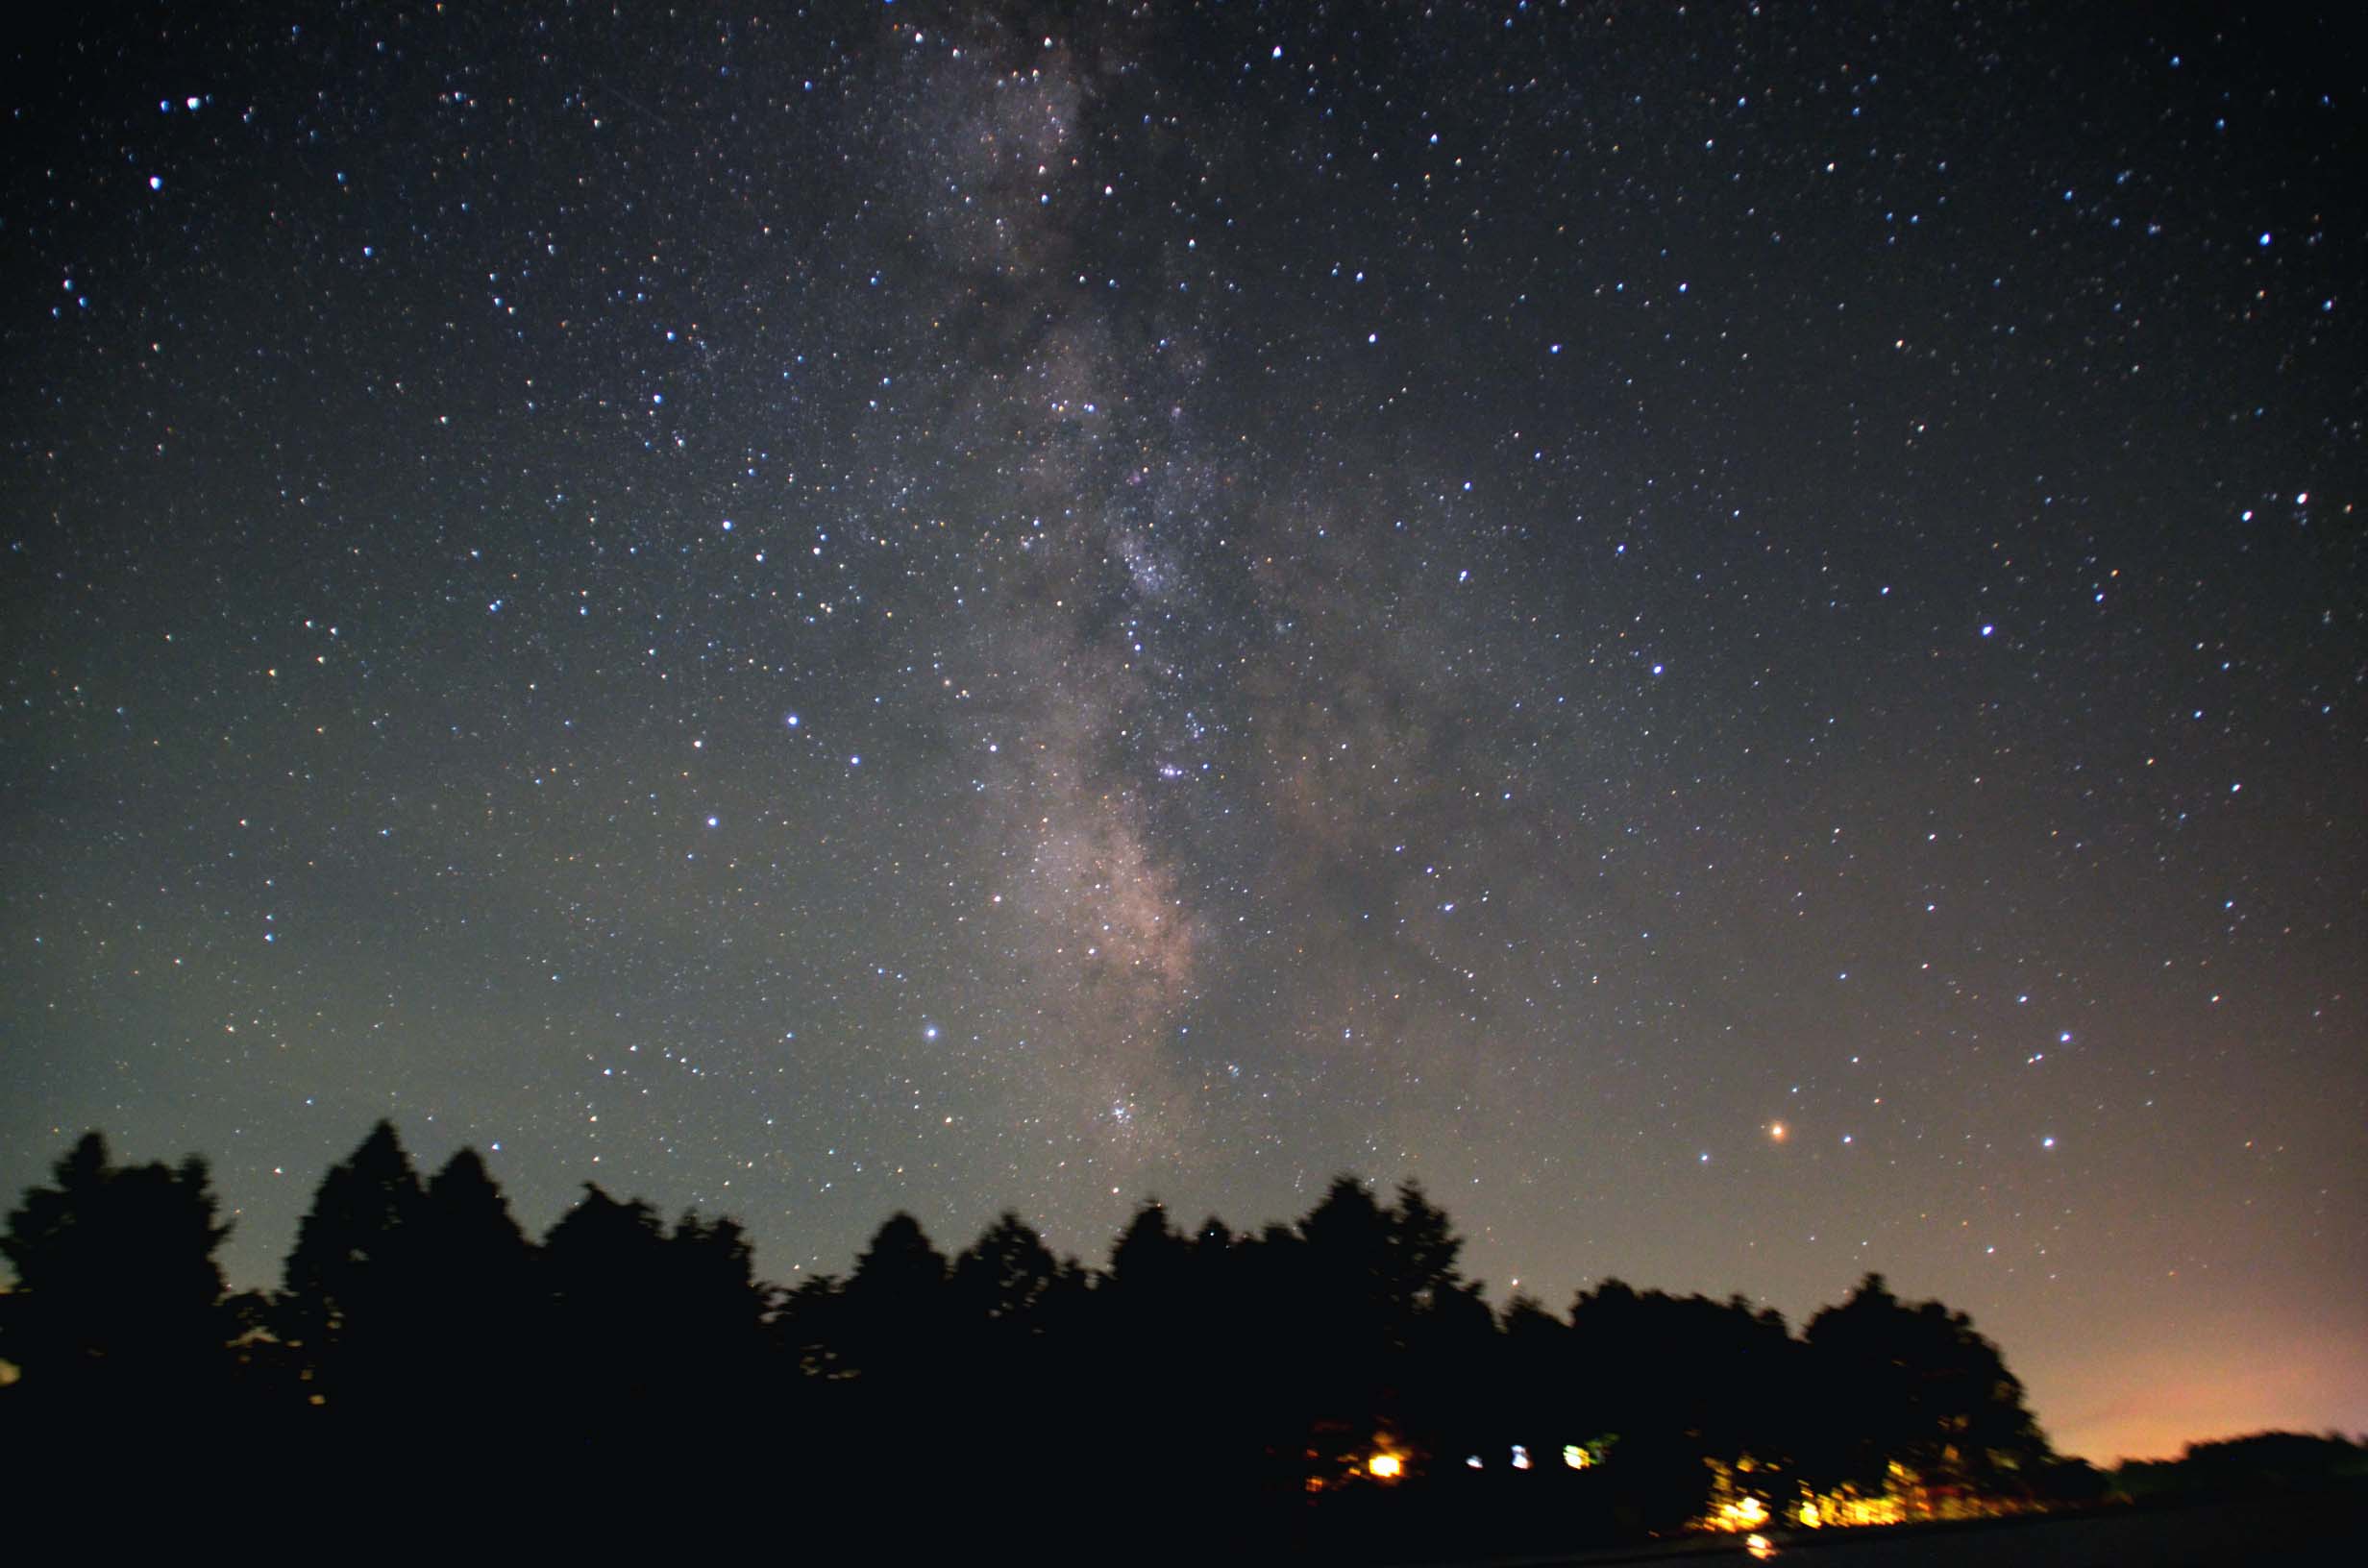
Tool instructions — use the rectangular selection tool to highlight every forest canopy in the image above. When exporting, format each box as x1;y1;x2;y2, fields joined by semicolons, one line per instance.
3;1124;2094;1556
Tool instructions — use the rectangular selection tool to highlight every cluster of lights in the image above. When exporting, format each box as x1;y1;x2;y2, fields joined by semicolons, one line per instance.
1357;1433;1988;1546
1705;1480;1942;1536
1462;1440;1604;1471
1348;1430;2010;1550
1801;1490;1910;1528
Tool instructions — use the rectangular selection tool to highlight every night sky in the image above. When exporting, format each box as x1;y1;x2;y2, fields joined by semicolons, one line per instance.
5;2;2361;1461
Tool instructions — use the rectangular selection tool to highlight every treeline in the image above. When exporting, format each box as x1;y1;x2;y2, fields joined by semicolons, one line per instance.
3;1125;2089;1556
2116;1433;2368;1502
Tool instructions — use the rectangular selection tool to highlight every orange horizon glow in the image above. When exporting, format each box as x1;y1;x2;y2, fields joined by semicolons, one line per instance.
2025;1308;2368;1465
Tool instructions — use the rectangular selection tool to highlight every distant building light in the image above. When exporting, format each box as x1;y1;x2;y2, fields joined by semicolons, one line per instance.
1717;1496;1771;1531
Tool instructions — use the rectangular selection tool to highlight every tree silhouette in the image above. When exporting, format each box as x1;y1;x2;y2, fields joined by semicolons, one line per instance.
1803;1272;2053;1508
1094;1200;1198;1493
4;1128;2083;1553
411;1147;538;1423
277;1120;430;1423
1383;1182;1494;1475
835;1211;950;1404
950;1210;1064;1333
1493;1292;1573;1465
2121;1432;2367;1501
944;1210;1088;1497
660;1208;771;1433
1108;1199;1192;1298
1381;1180;1467;1324
1294;1176;1395;1471
1563;1280;1800;1531
537;1183;671;1442
775;1269;851;1381
0;1132;233;1424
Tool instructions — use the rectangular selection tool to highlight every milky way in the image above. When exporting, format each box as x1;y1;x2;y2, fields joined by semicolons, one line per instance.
4;3;2361;1459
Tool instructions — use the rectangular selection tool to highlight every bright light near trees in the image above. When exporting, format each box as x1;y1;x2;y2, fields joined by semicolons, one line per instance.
1717;1495;1770;1530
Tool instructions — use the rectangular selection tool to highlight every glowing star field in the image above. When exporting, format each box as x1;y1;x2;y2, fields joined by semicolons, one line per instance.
3;2;2360;1461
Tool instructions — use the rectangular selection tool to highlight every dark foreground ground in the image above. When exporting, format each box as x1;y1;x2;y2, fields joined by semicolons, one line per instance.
1475;1495;2356;1568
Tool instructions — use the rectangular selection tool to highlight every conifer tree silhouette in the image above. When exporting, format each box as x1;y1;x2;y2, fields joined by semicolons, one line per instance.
1;1128;2085;1551
539;1184;669;1439
661;1208;770;1434
413;1147;537;1424
1108;1199;1191;1298
0;1132;233;1426
950;1210;1062;1335
278;1120;429;1426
